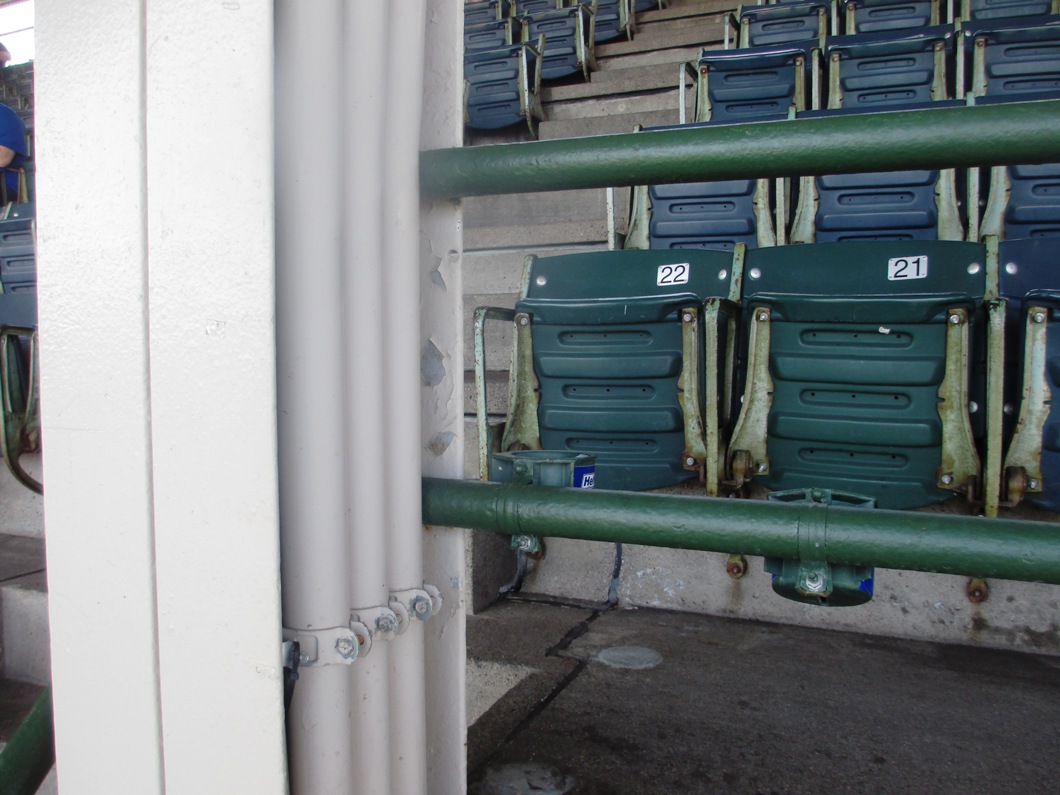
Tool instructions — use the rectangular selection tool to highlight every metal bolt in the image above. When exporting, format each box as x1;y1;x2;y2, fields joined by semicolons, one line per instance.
298;652;310;665
966;578;989;604
1004;403;1014;416
376;614;397;634
967;263;981;275
1006;262;1018;274
757;311;768;322
335;636;357;660
756;462;767;473
682;312;694;323
968;401;979;414
749;268;762;280
685;456;696;467
412;596;431;618
941;474;954;485
535;275;547;286
1029;479;1041;490
949;314;961;325
518;315;529;326
718;269;728;280
1033;312;1047;324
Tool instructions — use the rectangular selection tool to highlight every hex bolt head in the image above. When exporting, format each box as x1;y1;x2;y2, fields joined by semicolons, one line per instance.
682;312;694;323
941;474;954;485
685;456;696;467
757;311;768;322
376;614;397;634
298;652;310;665
949;314;961;325
1034;312;1047;324
335;636;357;660
412;596;431;618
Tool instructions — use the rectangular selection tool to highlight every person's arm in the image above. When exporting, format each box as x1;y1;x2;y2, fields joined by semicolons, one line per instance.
0;144;15;168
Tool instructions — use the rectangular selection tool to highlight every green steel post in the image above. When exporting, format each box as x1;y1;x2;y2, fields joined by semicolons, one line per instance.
421;478;1060;585
0;687;54;795
421;100;1060;199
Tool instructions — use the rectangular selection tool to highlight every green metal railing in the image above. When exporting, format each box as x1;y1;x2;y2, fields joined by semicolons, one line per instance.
421;99;1060;199
422;479;1060;585
0;687;54;795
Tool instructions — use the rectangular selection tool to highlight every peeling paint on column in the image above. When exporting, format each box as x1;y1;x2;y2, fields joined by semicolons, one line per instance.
427;432;455;457
421;340;446;387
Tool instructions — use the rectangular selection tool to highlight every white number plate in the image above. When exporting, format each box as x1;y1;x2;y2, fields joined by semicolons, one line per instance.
887;255;928;281
657;262;690;286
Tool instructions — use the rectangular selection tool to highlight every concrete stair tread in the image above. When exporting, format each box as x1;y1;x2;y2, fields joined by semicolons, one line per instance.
639;0;734;24
596;15;722;59
540;107;678;139
0;534;45;584
544;60;689;103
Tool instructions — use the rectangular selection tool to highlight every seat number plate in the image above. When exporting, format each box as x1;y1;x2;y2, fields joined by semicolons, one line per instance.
657;263;689;286
887;255;928;281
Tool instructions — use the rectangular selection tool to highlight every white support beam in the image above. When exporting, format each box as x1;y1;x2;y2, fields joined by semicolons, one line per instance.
37;1;287;792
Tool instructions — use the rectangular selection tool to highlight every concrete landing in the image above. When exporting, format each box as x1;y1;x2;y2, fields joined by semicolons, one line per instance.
468;600;1060;794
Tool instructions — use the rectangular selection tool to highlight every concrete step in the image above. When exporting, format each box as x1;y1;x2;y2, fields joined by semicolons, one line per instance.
0;458;44;539
540;107;677;138
597;13;723;59
0;534;49;687
544;59;689;103
639;0;735;24
596;44;702;72
546;88;679;122
465;189;616;249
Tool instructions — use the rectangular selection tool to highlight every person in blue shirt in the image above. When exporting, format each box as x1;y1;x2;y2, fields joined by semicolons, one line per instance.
0;101;26;203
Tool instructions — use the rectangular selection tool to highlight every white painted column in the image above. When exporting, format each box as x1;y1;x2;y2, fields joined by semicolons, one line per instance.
420;1;469;792
37;1;287;793
36;3;164;791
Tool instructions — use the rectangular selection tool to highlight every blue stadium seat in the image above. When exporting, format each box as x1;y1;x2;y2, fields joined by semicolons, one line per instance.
465;0;511;27
726;240;986;509
516;0;564;14
476;249;740;493
841;0;940;35
825;26;954;110
520;5;597;81
790;103;965;243
694;43;815;123
585;0;634;43
961;16;1060;100
464;39;546;135
959;0;1058;20
727;1;833;49
465;19;521;53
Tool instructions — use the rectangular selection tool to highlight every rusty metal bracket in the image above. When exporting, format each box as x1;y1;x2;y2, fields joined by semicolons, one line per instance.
726;305;772;488
0;328;41;494
937;307;980;498
474;305;516;480
679;305;709;486
499;310;542;454
1002;306;1051;506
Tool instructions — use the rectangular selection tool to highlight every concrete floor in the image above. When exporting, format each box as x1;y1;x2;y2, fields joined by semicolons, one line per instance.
467;598;1060;794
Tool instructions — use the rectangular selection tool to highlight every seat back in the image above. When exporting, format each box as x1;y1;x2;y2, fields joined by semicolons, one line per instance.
738;1;831;48
696;44;812;123
827;26;954;110
465;19;520;53
961;0;1058;20
843;0;940;35
730;241;986;509
465;0;509;26
511;249;736;491
791;103;965;243
521;6;593;81
964;18;1060;99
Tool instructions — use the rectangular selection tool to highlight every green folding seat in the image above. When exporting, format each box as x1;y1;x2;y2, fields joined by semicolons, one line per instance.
475;248;741;494
725;240;987;509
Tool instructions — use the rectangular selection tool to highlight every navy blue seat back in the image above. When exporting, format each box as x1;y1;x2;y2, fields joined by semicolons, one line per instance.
738;1;830;48
843;0;938;35
648;180;761;252
464;45;531;130
521;7;591;81
465;0;509;26
698;44;812;122
963;18;1060;99
465;19;520;53
827;26;954;110
962;0;1057;19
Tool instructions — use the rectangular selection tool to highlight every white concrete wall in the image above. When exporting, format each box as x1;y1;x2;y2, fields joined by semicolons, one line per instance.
36;2;287;792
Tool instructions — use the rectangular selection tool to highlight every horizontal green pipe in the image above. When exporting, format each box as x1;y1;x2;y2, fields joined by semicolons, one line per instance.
0;687;54;795
422;100;1060;199
422;478;1060;584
